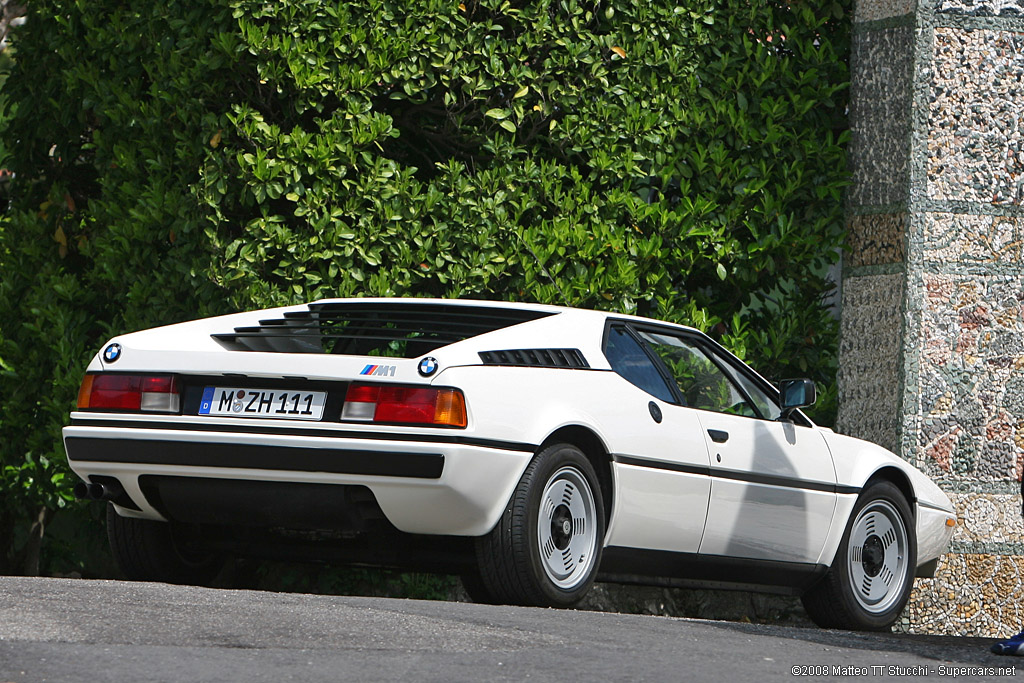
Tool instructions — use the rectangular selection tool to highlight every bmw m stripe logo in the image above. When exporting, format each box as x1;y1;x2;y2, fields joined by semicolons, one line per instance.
360;364;396;377
418;357;439;376
103;343;122;363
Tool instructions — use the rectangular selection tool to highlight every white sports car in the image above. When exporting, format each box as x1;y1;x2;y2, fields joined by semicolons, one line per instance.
63;298;955;630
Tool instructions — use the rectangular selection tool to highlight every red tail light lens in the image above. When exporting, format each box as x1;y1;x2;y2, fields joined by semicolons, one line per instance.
77;373;180;413
342;383;467;428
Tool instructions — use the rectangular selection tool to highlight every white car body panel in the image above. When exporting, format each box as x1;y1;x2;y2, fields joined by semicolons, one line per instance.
819;429;955;567
694;413;837;564
600;395;712;554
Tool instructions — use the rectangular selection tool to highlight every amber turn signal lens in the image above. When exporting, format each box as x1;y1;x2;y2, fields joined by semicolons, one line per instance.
946;517;957;527
433;388;467;428
77;374;95;409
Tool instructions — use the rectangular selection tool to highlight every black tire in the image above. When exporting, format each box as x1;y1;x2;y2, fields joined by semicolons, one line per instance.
473;442;605;607
802;481;917;631
106;504;224;585
459;571;501;604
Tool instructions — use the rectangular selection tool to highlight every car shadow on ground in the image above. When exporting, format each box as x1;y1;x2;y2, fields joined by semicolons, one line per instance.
703;618;1007;666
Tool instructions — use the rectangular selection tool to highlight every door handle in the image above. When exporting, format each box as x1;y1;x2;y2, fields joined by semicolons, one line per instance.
708;429;729;444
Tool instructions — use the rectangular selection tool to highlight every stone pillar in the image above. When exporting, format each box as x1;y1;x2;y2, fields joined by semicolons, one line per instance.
841;0;1024;635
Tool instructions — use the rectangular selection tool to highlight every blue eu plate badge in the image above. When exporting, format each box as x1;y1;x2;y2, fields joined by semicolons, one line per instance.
199;387;215;414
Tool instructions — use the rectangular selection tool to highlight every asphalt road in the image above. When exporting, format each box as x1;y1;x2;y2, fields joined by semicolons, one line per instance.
0;577;1018;682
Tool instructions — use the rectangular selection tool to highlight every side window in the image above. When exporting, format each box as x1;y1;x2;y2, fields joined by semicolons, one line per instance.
603;326;675;403
635;330;756;417
711;353;782;421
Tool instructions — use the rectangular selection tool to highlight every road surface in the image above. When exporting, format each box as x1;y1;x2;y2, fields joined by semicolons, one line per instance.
0;577;1017;682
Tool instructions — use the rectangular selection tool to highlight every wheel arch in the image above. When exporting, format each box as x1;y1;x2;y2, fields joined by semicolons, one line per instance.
862;466;916;515
818;464;919;570
538;425;614;524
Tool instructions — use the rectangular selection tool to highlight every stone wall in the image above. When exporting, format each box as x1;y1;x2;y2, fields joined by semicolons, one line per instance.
841;0;1024;636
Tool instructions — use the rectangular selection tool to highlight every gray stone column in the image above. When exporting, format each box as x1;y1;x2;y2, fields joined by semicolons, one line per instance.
841;0;1024;635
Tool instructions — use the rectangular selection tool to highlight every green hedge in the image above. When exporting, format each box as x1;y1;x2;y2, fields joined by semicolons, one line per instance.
0;0;849;575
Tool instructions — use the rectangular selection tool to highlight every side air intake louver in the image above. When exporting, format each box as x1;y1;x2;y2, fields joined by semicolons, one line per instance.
212;302;552;357
478;349;589;369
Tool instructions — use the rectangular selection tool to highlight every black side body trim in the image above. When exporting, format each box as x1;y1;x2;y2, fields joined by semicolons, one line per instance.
612;454;861;495
65;437;445;479
599;546;827;594
69;418;536;453
917;499;954;513
614;454;710;477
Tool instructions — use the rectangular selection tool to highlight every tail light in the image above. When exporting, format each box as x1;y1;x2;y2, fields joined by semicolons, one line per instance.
342;383;467;428
77;373;181;413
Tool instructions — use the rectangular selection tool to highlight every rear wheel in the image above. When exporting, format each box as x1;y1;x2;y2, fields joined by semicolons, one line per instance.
802;482;917;630
473;442;605;607
107;504;224;585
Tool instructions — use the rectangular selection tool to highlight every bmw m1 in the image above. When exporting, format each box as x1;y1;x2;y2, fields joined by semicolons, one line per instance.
63;298;956;630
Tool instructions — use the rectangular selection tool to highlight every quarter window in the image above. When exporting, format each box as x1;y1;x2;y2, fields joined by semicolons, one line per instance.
603;326;675;403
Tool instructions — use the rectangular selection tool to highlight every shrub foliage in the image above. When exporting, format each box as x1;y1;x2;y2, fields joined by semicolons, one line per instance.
0;0;849;574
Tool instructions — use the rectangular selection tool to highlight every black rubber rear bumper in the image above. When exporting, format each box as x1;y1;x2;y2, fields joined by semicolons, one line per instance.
64;437;445;479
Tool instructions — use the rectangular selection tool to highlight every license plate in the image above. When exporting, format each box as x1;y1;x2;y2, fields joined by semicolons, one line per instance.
198;387;327;420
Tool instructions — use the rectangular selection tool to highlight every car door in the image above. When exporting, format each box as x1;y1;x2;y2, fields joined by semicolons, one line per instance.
601;324;712;555
632;328;838;565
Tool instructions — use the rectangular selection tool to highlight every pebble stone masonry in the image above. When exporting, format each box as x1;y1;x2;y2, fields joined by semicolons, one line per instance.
841;0;1024;635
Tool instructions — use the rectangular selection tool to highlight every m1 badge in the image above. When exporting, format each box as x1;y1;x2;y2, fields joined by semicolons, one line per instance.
418;357;439;377
360;364;396;377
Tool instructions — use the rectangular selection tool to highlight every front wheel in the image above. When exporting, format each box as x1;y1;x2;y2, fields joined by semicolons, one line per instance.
802;481;917;631
473;442;605;607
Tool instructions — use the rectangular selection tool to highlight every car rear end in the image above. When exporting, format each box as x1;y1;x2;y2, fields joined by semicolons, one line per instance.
62;300;567;567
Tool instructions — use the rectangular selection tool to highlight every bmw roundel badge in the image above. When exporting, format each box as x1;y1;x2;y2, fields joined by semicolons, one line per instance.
418;356;439;377
103;343;122;363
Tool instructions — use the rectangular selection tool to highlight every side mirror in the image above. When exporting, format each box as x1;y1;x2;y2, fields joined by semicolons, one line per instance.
779;378;816;419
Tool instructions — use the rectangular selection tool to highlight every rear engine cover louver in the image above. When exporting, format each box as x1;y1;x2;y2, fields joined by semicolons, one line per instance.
478;349;589;369
213;302;552;357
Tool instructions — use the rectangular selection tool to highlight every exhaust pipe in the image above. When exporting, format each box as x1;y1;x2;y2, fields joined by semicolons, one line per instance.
73;478;126;502
88;482;109;500
73;481;90;500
